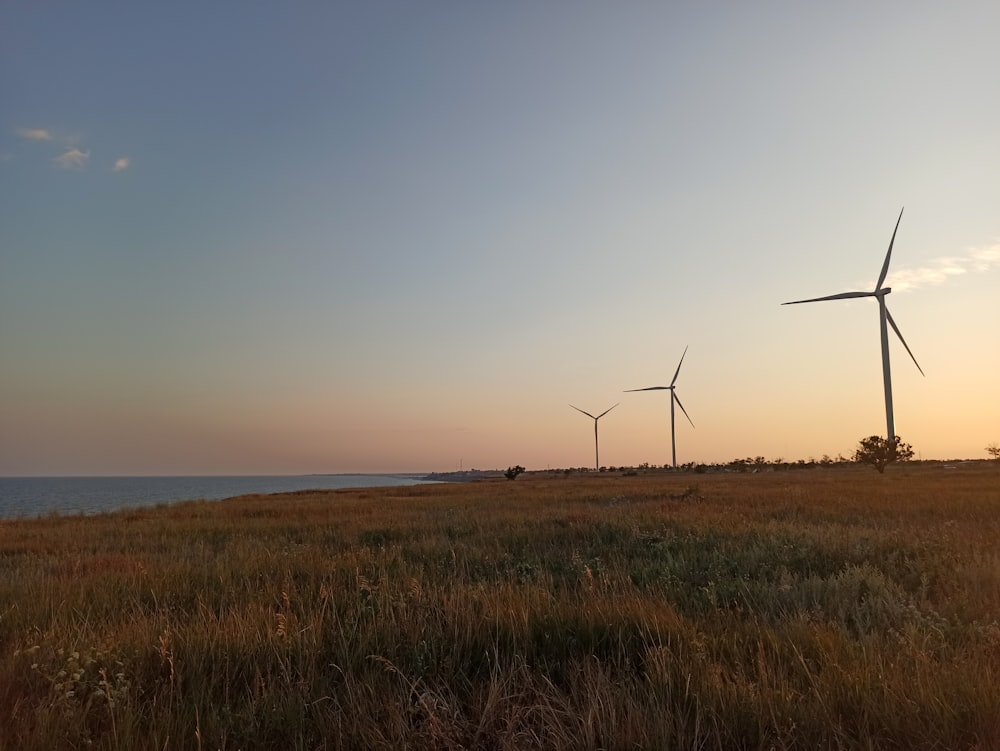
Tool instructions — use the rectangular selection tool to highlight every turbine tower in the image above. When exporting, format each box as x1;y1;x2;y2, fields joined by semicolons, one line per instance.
569;403;618;471
625;346;694;468
782;207;924;443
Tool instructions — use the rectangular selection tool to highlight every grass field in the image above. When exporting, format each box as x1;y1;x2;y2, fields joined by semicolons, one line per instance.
2;464;999;750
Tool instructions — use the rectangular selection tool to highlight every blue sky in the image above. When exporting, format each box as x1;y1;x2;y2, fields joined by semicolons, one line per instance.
2;2;998;475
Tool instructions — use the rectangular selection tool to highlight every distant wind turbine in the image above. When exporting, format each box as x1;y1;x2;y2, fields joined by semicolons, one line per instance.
782;207;924;443
569;403;618;471
625;346;694;468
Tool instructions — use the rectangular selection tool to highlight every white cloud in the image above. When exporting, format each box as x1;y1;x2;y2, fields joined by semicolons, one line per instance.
888;243;1000;292
53;148;90;170
17;127;52;141
970;246;1000;272
113;157;130;172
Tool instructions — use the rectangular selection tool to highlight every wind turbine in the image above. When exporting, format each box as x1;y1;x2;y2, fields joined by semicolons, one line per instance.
782;207;924;443
569;403;618;471
625;346;694;468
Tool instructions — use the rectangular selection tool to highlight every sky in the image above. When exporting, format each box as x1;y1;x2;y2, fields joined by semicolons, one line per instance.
2;2;998;476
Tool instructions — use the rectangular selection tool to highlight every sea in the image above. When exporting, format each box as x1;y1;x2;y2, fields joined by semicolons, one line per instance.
0;474;437;520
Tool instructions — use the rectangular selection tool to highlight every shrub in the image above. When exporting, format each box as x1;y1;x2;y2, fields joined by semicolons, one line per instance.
503;465;525;481
854;435;914;473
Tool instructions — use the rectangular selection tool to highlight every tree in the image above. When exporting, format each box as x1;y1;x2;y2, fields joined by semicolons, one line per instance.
504;465;525;481
986;443;1000;461
853;435;914;473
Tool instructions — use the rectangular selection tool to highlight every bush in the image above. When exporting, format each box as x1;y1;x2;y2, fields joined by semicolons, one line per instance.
853;435;914;473
504;465;525;481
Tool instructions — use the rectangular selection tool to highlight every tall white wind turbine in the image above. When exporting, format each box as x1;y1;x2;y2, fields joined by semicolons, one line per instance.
782;208;924;443
625;346;694;468
569;403;618;471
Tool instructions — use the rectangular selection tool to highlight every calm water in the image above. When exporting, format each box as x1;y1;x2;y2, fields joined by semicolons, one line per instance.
0;475;436;519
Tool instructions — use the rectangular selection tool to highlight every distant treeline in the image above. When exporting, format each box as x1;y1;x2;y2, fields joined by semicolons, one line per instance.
538;456;984;476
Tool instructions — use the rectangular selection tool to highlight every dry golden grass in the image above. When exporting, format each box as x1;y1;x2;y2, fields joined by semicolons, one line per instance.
1;463;999;749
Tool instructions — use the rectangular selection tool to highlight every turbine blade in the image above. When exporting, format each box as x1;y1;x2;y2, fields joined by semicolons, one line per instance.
596;403;619;420
569;404;596;419
885;308;925;376
624;386;670;392
673;392;695;428
876;207;904;291
782;291;873;305
670;345;689;387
